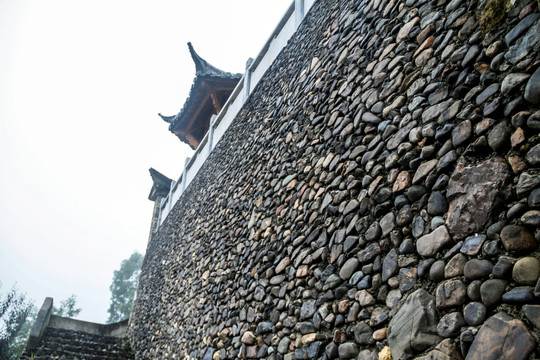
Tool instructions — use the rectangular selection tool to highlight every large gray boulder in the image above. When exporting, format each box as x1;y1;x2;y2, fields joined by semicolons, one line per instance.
387;289;442;360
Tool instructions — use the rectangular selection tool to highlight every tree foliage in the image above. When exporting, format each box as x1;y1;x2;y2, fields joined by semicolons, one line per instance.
107;251;143;323
0;285;82;360
0;283;35;360
53;295;82;318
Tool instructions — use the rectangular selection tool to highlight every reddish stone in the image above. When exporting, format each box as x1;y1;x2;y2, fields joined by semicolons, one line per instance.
508;155;527;173
414;35;436;57
246;345;258;358
466;312;535;360
296;265;309;278
393;171;412;193
510;127;526;148
500;225;537;253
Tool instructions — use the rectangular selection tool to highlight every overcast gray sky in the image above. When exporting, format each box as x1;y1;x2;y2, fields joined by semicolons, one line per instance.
0;0;292;322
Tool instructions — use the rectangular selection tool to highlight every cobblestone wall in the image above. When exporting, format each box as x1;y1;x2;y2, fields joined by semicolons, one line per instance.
130;0;540;358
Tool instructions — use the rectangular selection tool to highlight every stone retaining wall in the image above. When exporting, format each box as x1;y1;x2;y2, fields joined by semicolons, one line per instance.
129;0;540;358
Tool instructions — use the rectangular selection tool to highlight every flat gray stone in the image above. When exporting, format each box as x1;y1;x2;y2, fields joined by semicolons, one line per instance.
340;258;359;280
417;225;452;258
505;19;540;64
525;66;540;104
300;300;316;320
505;13;540;45
388;289;442;360
413;159;438;184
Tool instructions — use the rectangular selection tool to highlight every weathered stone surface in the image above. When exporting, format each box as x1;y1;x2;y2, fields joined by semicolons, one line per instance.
445;254;466;279
525;66;540;104
241;331;256;345
436;280;467;309
398;17;420;43
338;343;358;359
354;322;374;345
382;249;398;282
387;121;418;150
413;159;438;184
480;279;506;307
505;13;540;45
340;258;359;280
463;259;493;281
415;339;463;360
437;312;465;338
295;341;323;359
127;1;540;359
460;234;486;256
463;302;486;326
502;286;534;303
487;121;510;151
465;312;535;360
399;268;417;293
300;300;316;320
522;305;540;328
500;225;537;252
501;73;530;96
388;289;441;360
512;257;540;285
417;226;452;258
446;157;510;238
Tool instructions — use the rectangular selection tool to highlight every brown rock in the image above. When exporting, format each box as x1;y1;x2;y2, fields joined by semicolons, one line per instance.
296;265;309;277
241;331;257;345
446;157;510;238
393;171;412;192
275;256;290;274
500;225;537;252
416;339;463;360
465;312;535;360
373;328;387;341
510;127;526;148
414;36;435;57
508;155;526;173
417;24;434;44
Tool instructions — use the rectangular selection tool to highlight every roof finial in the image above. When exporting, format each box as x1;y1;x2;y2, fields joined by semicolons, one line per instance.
187;42;225;76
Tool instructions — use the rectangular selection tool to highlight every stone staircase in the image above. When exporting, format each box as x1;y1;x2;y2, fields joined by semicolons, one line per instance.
20;298;134;360
21;327;134;360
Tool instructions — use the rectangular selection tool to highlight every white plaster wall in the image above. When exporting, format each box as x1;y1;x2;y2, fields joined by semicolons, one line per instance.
185;146;207;187
249;13;296;94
